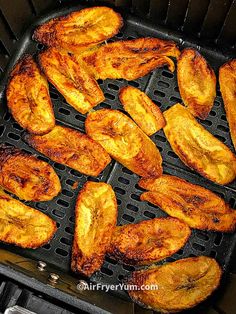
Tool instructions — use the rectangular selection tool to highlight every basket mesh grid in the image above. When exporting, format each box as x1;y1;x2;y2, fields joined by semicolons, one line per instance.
0;6;235;301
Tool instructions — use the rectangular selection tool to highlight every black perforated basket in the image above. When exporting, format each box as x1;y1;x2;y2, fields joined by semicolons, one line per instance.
0;1;236;314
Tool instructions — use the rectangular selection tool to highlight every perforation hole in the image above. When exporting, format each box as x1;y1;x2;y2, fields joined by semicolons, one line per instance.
162;70;174;78
57;199;69;208
201;120;212;126
217;125;229;132
43;244;51;250
221;114;227;121
100;103;111;109
75;114;86;122
105;256;118;265
154;90;165;97
215;134;226;142
66;179;75;186
98;79;103;84
143;211;155;219
114;187;126;195
60;237;71;246
122;214;135;222
69;216;75;223
59;107;70;115
158;81;169;88
101;267;113;276
52;209;65;218
209;110;216;116
123;264;135;271
210;250;217;258
196;231;209;241
127;204;138;212
118;177;130;185
170;96;182;103
50;92;59;100
55;248;68;257
174;86;179;92
128;81;139;88
155;134;166;142
131;194;140;201
37;43;44;50
62;189;73;197
37;155;49;162
214;233;223;246
105;93;116;100
54;163;65;170
116;32;124;38
4;112;11;121
36;203;47;211
108;83;119;91
192;243;205;252
122;167;133;175
167;151;178;158
118;275;124;281
65;226;74;235
70;169;82;178
12;123;22;131
229;198;235;208
7;133;20;140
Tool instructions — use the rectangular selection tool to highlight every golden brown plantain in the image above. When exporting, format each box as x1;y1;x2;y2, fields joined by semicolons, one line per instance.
0;145;61;202
71;182;117;276
38;48;104;114
25;125;111;177
107;217;191;265
139;175;236;232
177;48;216;120
163;104;236;185
85;109;163;177
119;86;166;136
33;6;123;53
82;37;180;80
6;55;55;134
0;188;57;248
127;256;222;313
219;59;236;150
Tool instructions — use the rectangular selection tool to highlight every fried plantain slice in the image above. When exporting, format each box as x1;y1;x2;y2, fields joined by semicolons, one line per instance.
219;59;236;151
33;6;123;53
107;217;190;265
177;48;216;120
85;109;163;177
25;125;111;177
163;104;236;185
38;48;104;114
83;37;180;80
0;189;56;248
0;145;61;202
127;256;222;313
6;55;55;135
119;86;166;136
139;175;236;232
71;182;117;276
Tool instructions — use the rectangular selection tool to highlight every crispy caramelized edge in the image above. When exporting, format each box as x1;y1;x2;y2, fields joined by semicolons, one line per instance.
107;217;191;265
71;181;118;276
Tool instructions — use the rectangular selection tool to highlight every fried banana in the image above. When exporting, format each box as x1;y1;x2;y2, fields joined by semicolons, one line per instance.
219;59;236;150
25;125;111;177
38;48;104;114
139;175;236;232
0;188;56;248
83;37;180;80
71;182;117;276
33;6;123;53
85;109;163;177
127;256;222;313
177;48;216;119
107;217;190;265
119;86;166;136
0;145;61;201
163;104;236;184
6;55;55;134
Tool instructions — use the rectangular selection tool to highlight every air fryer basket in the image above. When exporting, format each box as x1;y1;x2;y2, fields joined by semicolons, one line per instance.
0;1;236;314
